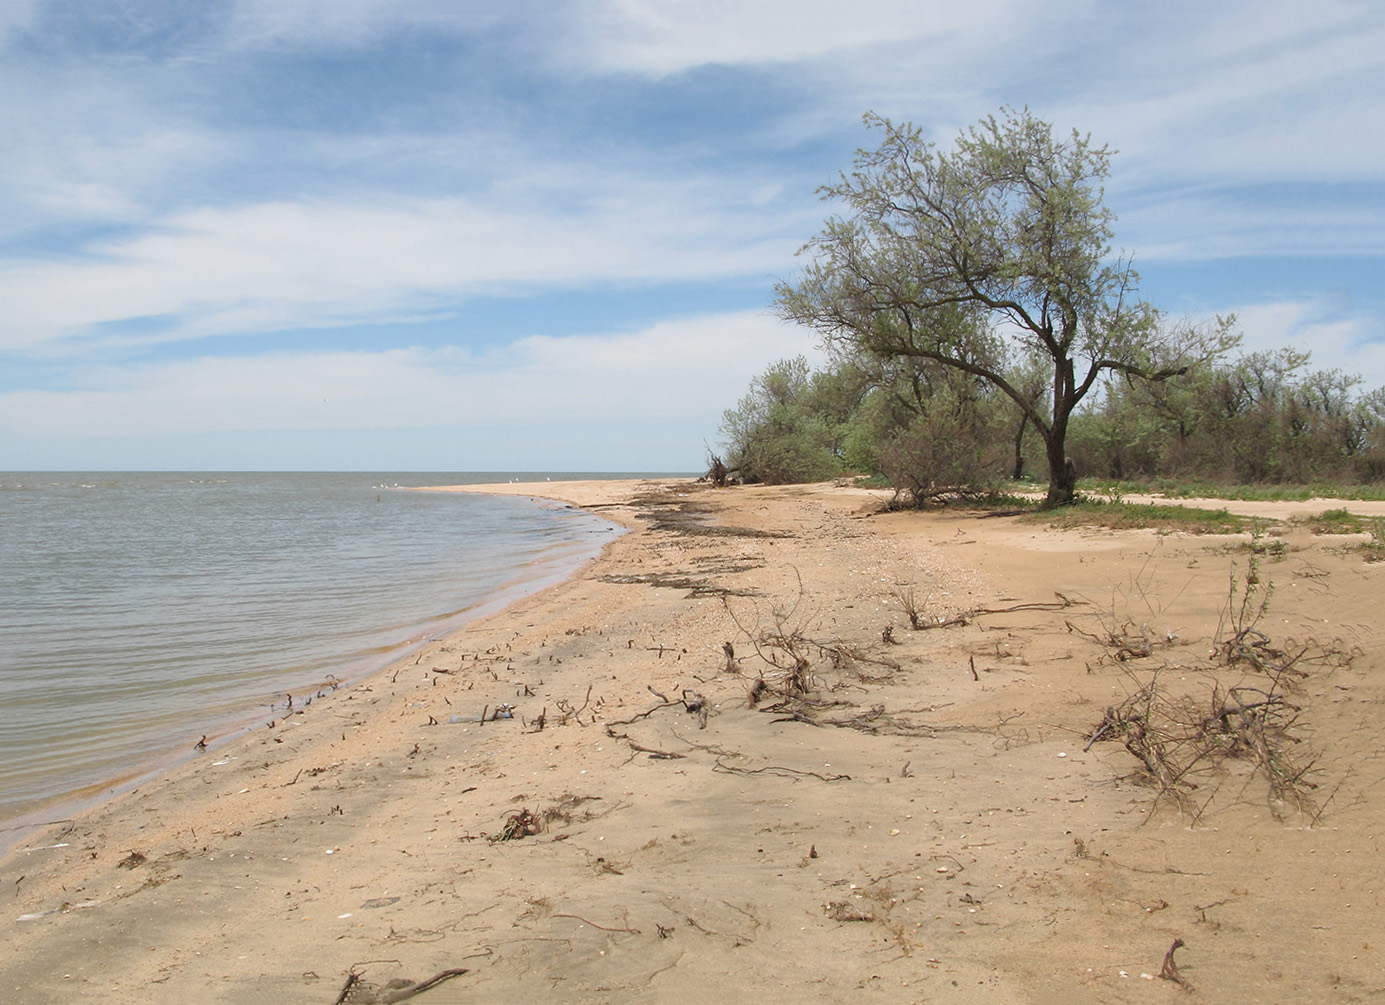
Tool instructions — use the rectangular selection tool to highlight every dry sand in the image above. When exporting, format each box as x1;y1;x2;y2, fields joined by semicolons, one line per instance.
2;479;1383;1003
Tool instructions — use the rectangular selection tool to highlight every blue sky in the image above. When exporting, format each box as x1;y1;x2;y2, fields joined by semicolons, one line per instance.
1;0;1382;471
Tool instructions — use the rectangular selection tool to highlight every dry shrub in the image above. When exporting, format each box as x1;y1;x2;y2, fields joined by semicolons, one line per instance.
1085;560;1352;822
723;584;902;705
1088;671;1316;820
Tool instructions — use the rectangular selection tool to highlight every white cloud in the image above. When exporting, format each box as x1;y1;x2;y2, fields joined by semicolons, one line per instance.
0;180;809;352
0;60;228;229
1065;3;1385;189
726;0;1385;195
224;0;534;48
566;0;1022;76
3;0;1383;471
1228;299;1385;389
0;310;823;467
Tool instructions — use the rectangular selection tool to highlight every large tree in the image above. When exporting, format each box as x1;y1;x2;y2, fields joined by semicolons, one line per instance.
775;107;1238;507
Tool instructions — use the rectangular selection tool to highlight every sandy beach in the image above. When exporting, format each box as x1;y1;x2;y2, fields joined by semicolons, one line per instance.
2;478;1383;1003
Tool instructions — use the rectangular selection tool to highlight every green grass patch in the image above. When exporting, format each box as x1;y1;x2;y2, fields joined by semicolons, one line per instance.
1022;499;1248;533
1295;507;1369;535
1072;477;1385;503
852;473;893;489
1364;517;1385;562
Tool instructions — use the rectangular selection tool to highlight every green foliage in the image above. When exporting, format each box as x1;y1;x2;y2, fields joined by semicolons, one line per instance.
1068;347;1385;487
875;377;1009;502
774;106;1237;507
1078;480;1385;502
719;346;1385;499
717;108;1385;501
719;357;859;484
1245;519;1288;559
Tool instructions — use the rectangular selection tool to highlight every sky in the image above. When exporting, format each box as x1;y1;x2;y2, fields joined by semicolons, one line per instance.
1;0;1382;471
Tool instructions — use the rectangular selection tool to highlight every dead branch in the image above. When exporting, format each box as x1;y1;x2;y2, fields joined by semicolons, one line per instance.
825;900;875;922
892;585;924;630
553;912;641;934
915;613;971;630
333;972;362;1005
1065;618;1156;661
1159;938;1189;988
334;967;469;1004
712;758;850;782
606;729;686;762
683;689;710;729
1088;668;1322;819
915;593;1081;631
761;696;938;737
603;700;681;728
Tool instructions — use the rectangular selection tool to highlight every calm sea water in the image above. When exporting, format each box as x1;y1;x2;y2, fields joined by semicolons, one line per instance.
0;472;626;829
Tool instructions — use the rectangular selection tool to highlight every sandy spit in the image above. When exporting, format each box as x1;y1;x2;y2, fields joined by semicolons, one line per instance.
2;478;1383;1004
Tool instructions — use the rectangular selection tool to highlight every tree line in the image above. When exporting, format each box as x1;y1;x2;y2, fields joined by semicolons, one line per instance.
716;107;1382;503
718;347;1385;498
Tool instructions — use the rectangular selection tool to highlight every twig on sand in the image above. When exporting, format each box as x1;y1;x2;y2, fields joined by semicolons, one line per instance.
712;758;850;782
553;912;641;934
605;728;687;763
916;594;1080;631
333;966;468;1004
1159;937;1190;988
604;698;682;728
683;689;710;729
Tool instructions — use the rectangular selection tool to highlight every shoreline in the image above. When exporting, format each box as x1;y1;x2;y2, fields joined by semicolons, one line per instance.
0;480;670;856
0;481;634;856
3;479;1382;1003
0;548;611;856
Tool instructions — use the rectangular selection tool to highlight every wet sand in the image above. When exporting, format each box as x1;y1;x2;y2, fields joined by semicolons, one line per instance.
2;478;1383;1003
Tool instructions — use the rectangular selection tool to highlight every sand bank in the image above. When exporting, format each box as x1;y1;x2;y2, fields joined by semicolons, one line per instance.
2;479;1383;1003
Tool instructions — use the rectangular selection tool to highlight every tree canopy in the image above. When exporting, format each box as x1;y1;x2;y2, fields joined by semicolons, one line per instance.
775;107;1238;506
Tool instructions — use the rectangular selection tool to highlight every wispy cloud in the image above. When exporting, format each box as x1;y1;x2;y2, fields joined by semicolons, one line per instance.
2;177;808;353
1;0;1381;466
1;310;819;467
1232;300;1385;385
564;0;1024;76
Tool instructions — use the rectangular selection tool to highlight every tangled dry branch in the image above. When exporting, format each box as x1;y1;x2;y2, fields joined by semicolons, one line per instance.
1080;558;1353;823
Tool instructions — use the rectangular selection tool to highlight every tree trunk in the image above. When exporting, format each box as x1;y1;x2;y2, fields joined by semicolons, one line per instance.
1011;413;1028;480
1042;433;1077;508
1041;364;1078;508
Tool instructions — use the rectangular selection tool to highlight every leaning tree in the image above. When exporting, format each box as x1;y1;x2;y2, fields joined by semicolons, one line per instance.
776;107;1237;507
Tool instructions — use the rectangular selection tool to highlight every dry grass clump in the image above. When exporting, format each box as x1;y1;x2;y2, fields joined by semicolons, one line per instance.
490;793;603;842
1085;556;1353;823
1086;671;1316;821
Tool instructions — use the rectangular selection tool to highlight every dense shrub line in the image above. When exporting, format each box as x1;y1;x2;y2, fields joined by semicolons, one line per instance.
719;348;1385;498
